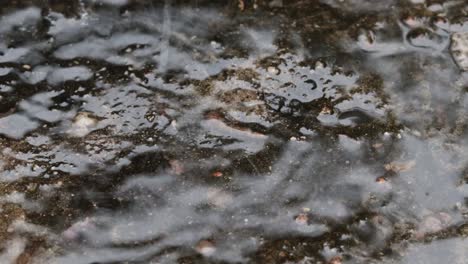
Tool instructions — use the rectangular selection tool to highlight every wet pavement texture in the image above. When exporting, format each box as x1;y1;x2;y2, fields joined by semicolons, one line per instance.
0;0;467;263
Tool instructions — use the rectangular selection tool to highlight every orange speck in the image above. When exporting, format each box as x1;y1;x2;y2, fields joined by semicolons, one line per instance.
329;256;342;264
320;106;332;115
376;176;387;183
212;171;223;177
295;213;309;225
195;240;216;256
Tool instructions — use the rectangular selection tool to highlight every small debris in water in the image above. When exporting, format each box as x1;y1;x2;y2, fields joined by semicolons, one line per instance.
267;66;279;75
195;240;216;257
68;112;98;137
210;41;221;49
450;32;468;71
295;213;309;225
414;212;452;239
238;0;245;11
328;256;343;264
315;60;325;69
278;251;287;258
212;171;223;177
63;217;95;241
320;106;332;115
384;160;416;173
145;112;156;122
169;160;184;175
207;188;233;208
376;176;387;183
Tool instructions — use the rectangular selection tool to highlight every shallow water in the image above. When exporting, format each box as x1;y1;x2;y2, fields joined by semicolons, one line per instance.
0;0;467;263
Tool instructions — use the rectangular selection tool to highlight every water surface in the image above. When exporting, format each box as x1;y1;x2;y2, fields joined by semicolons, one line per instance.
0;0;467;263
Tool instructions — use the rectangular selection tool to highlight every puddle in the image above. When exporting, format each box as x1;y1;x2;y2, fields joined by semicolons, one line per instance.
0;0;467;263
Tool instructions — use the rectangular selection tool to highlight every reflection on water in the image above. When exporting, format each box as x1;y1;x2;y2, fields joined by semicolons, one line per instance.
0;0;467;263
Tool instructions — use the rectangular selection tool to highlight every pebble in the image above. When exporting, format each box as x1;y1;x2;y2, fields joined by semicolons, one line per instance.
384;160;416;173
415;212;452;239
320;106;332;115
328;256;342;264
376;176;387;183
328;256;343;264
212;171;223;177
295;213;309;225
451;32;468;71
169;160;184;175
267;66;279;75
68;112;98;137
195;240;216;257
210;41;221;49
238;0;245;11
315;60;325;69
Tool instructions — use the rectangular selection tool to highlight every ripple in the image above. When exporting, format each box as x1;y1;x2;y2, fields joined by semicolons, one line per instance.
0;1;467;263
